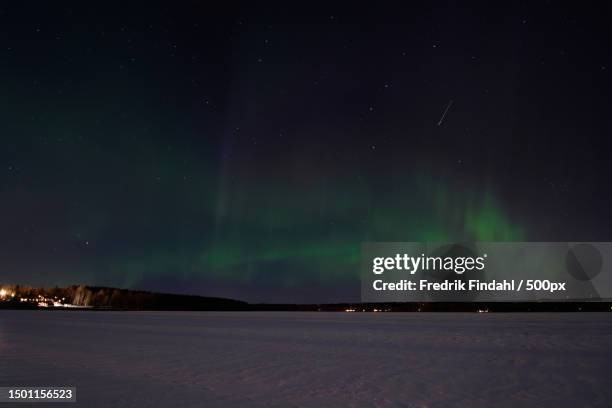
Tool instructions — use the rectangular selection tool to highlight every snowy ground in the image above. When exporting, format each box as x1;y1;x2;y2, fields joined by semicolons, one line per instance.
1;311;611;407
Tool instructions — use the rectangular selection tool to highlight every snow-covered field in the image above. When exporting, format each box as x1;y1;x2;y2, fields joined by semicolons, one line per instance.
1;311;611;407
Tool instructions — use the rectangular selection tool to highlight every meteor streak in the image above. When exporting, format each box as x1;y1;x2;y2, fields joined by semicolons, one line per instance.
437;99;453;125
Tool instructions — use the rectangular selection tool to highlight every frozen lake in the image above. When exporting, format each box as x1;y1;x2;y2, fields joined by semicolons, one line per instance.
1;311;611;407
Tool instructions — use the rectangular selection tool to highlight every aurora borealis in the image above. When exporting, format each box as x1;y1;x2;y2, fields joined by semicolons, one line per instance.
1;3;611;302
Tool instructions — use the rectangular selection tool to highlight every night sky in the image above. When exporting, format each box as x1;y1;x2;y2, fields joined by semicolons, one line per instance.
1;2;611;303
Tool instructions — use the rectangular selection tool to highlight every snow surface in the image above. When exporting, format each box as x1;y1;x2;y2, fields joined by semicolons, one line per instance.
1;311;611;407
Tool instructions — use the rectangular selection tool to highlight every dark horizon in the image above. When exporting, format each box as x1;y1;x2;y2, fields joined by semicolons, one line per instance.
2;282;612;314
